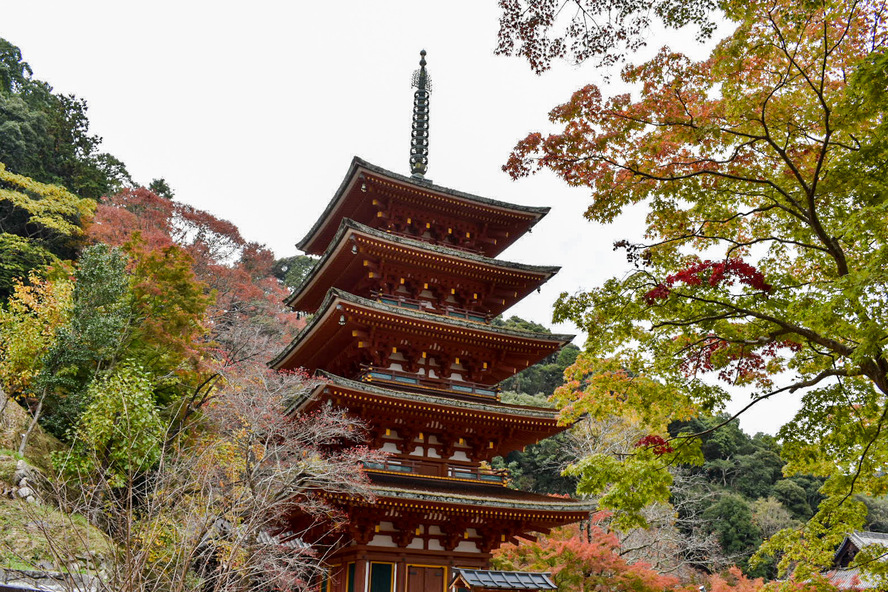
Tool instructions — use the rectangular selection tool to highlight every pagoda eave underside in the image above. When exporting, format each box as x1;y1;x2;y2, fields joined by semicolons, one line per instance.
291;373;566;453
320;480;590;539
271;290;573;382
286;219;559;314
288;479;589;554
298;157;549;257
356;485;590;522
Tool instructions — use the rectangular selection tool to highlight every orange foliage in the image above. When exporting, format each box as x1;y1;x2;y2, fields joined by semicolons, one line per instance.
492;520;769;592
90;188;303;359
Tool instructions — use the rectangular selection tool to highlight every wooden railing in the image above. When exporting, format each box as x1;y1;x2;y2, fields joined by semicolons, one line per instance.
361;458;505;483
371;292;490;324
359;365;499;399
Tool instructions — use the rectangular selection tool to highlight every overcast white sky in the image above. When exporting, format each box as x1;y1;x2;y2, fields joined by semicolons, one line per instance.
1;2;799;434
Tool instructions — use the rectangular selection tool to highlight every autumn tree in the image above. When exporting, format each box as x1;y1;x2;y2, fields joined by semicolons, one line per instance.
504;0;888;579
0;240;211;453
90;187;302;353
496;0;719;72
0;162;95;298
493;521;684;592
492;520;769;592
50;364;382;592
0;271;73;452
15;191;376;589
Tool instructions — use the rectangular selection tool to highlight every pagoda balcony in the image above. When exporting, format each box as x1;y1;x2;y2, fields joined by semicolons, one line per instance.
371;291;490;324
361;458;506;484
359;365;499;399
384;228;485;257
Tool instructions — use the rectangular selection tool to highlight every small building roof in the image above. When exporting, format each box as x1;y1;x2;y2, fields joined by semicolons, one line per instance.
848;531;888;551
834;531;888;566
452;569;557;591
828;531;888;588
827;568;877;590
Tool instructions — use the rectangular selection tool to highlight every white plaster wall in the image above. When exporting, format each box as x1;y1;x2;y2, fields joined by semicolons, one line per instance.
455;541;479;553
368;535;397;548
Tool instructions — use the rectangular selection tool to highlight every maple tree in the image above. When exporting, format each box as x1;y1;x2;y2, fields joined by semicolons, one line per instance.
492;519;769;592
0;241;211;451
2;188;373;588
497;0;718;72
88;187;306;436
89;187;301;350
504;0;888;579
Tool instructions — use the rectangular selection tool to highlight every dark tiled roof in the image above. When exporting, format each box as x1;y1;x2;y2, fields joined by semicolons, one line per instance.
270;288;574;369
827;568;878;589
297;157;549;251
828;531;888;588
834;531;888;564
285;218;560;308
367;472;592;513
453;569;556;590
336;288;573;341
850;532;888;549
288;371;559;421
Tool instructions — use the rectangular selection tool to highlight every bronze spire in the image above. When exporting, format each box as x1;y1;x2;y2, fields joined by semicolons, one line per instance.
410;50;431;179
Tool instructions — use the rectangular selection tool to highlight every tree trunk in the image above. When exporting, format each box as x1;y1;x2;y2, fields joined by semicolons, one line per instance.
18;387;47;456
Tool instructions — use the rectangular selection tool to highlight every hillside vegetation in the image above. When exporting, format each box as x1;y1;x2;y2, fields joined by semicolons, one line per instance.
0;38;375;592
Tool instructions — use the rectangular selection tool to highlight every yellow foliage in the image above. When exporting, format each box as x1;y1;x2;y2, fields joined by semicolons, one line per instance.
0;273;73;397
0;162;95;241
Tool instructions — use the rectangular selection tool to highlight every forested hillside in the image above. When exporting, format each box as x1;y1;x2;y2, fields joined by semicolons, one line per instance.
0;38;375;591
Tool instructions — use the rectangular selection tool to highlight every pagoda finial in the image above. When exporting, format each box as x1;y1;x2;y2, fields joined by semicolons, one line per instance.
410;49;432;179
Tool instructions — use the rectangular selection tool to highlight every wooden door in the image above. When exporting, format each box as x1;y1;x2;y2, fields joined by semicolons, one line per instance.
406;566;444;592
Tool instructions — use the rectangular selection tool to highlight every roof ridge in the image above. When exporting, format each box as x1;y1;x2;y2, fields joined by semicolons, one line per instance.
297;156;550;251
315;371;560;418
369;483;593;511
329;287;575;342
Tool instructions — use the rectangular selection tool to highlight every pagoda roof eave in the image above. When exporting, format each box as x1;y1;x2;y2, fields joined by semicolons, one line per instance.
269;288;575;370
297;157;550;254
288;371;561;422
358;480;592;515
285;218;561;309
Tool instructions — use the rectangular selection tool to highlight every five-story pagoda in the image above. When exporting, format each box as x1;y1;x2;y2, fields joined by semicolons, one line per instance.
273;51;588;592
